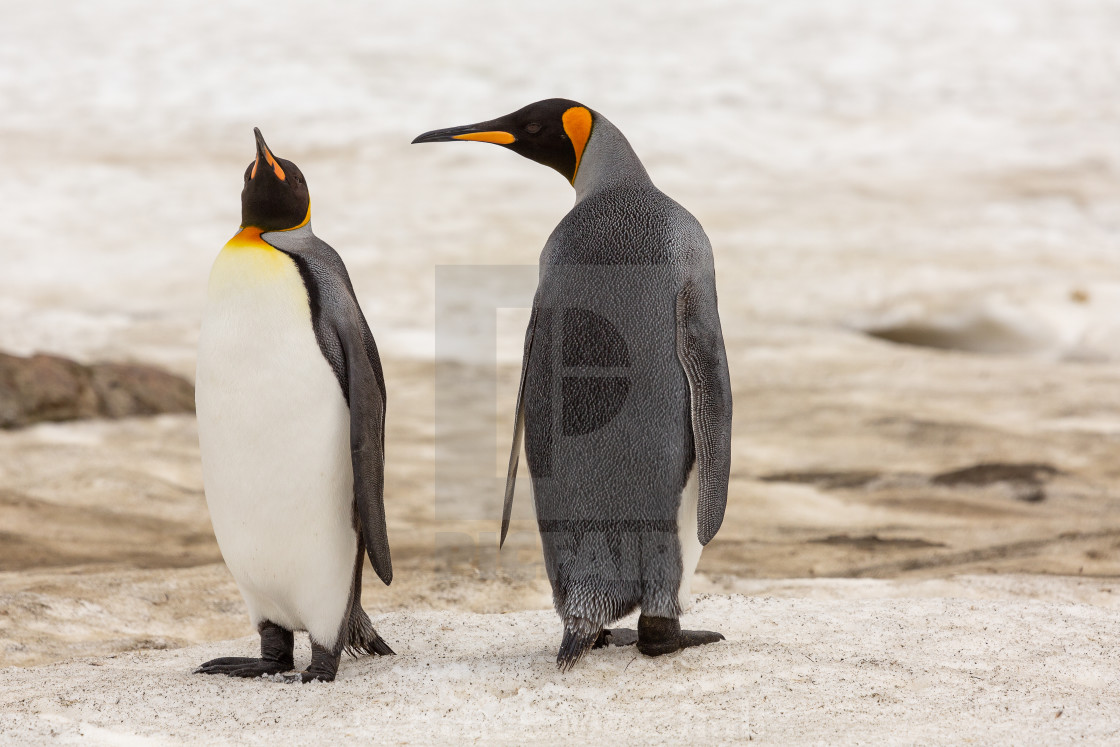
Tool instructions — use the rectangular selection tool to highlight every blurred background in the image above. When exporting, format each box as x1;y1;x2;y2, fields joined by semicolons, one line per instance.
2;0;1119;667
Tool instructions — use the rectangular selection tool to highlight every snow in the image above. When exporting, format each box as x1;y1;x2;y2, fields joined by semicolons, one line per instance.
2;584;1120;743
1;0;1118;373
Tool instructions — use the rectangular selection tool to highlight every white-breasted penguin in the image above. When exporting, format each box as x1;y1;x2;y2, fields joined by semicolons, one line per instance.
194;128;393;682
413;99;733;670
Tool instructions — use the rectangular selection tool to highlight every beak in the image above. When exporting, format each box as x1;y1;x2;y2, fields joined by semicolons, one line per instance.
411;121;515;145
251;127;286;181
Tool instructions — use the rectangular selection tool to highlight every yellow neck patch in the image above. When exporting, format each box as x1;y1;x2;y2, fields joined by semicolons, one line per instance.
214;226;291;290
226;226;268;249
213;208;311;296
562;106;593;184
223;203;310;256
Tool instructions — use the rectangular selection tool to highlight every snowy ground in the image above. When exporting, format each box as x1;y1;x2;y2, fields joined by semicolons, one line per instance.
2;581;1120;744
3;0;1120;743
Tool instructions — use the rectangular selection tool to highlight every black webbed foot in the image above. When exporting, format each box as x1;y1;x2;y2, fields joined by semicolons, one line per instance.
266;635;342;683
194;656;258;669
193;621;294;678
194;656;293;678
636;614;725;657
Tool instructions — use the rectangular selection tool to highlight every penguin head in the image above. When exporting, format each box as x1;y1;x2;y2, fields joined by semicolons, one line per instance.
240;128;310;231
412;98;595;185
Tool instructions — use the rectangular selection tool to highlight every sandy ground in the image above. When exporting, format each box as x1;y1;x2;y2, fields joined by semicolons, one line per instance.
2;0;1120;742
3;580;1120;744
4;346;1120;669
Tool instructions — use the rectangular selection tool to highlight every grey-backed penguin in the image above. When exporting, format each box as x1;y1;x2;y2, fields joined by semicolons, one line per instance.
413;99;733;670
194;128;393;682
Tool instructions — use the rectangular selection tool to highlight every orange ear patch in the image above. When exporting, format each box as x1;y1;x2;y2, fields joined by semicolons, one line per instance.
452;131;516;145
264;148;285;181
562;106;593;183
249;149;286;181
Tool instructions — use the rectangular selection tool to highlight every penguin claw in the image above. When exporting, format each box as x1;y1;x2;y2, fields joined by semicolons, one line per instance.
194;656;252;673
194;656;293;678
678;629;725;649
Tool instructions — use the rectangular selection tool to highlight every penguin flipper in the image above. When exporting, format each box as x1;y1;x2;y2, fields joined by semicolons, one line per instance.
340;315;393;585
262;228;392;584
675;279;733;546
500;307;538;548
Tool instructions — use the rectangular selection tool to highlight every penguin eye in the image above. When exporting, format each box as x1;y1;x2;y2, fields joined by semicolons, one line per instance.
525;122;542;134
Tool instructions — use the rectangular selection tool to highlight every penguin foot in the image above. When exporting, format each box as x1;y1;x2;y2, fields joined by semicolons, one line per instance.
636;614;725;657
194;656;293;678
593;628;639;649
264;638;341;683
193;621;296;678
301;639;341;682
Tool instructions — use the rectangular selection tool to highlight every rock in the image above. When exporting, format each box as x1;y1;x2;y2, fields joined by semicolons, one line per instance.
0;352;193;428
88;363;195;419
930;462;1062;487
0;353;99;427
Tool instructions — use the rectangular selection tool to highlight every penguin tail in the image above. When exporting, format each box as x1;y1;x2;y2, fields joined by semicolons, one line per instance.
344;605;394;658
557;618;601;672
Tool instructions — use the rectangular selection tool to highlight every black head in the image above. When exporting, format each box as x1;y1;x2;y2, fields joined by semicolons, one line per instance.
240;128;310;231
412;98;595;184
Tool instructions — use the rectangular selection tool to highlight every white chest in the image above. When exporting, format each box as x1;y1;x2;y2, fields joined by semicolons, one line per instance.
194;236;357;645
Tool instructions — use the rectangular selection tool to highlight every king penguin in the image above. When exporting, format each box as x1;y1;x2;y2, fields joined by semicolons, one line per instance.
414;99;733;670
194;128;393;682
